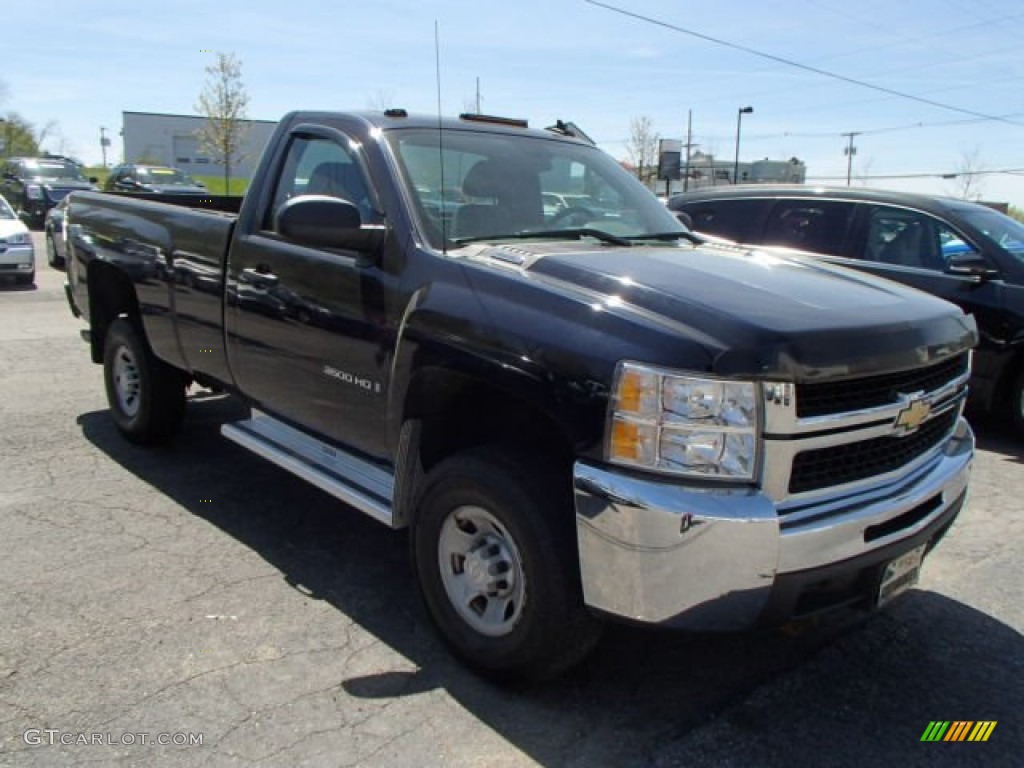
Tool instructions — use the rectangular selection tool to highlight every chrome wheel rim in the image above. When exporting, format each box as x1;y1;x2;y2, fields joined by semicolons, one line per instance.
112;344;142;417
438;505;526;637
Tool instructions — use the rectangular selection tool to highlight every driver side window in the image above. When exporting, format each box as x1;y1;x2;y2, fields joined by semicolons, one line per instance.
268;135;381;229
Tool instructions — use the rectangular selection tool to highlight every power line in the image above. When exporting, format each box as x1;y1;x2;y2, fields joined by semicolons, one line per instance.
805;1;1024;65
807;167;1024;181
584;0;1024;128
595;111;1024;147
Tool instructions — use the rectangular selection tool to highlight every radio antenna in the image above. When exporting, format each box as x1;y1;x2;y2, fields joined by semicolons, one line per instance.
435;20;447;254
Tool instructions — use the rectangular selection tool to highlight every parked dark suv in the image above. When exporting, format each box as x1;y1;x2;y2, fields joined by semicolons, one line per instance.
104;164;207;195
669;186;1024;436
0;156;97;228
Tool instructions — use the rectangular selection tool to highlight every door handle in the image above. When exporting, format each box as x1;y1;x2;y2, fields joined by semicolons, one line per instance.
241;267;279;287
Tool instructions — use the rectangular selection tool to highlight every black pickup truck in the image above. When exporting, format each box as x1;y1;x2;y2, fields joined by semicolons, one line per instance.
65;110;977;681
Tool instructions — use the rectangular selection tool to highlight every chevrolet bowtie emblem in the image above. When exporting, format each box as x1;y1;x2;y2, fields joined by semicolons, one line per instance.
894;397;931;434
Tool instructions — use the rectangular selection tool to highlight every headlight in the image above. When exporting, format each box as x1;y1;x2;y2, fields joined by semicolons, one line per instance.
7;232;30;244
607;361;761;481
26;184;43;200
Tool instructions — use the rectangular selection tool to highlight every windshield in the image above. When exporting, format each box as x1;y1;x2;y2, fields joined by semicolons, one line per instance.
24;161;87;181
385;128;687;249
0;197;15;219
954;205;1024;262
138;167;197;185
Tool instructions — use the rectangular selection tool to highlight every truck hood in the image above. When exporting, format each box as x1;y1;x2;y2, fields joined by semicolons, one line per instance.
141;184;208;195
37;179;94;191
480;240;978;380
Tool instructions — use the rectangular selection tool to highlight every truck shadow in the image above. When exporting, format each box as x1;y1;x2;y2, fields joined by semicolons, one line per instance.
968;409;1023;463
76;395;1023;766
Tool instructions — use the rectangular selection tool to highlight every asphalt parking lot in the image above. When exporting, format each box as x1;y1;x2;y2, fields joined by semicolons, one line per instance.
1;231;1021;767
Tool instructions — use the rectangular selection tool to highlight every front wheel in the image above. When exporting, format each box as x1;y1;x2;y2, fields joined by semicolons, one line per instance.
46;233;64;269
103;317;186;444
411;447;602;683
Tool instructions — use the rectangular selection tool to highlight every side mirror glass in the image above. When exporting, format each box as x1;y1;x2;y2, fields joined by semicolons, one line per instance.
274;195;385;254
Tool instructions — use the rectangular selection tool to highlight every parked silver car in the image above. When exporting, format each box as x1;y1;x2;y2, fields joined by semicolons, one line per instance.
0;195;36;285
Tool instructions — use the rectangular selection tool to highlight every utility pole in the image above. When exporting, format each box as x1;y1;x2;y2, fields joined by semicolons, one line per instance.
843;131;860;186
475;77;481;113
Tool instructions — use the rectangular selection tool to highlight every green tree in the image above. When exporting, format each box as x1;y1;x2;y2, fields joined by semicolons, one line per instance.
1008;205;1024;224
1;112;46;158
195;52;250;193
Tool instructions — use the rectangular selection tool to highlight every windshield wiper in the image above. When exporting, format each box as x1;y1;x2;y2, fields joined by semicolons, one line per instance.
625;231;704;244
452;228;632;247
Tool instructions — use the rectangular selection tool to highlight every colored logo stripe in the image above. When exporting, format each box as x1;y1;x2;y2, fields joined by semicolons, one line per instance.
944;721;973;741
921;721;949;741
969;722;997;742
921;721;996;742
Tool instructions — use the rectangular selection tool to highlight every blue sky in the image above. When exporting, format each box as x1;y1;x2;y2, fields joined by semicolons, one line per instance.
5;0;1023;204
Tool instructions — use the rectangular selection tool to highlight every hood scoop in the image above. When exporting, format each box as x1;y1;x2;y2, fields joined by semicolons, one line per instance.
481;245;534;266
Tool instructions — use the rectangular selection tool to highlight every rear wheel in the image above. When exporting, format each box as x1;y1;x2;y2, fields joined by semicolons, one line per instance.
411;447;602;683
103;317;186;444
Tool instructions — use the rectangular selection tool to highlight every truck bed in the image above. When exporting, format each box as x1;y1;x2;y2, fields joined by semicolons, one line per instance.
67;190;238;384
102;191;244;215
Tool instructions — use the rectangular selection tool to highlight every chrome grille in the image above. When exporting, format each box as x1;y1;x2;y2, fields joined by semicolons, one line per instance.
787;407;958;495
761;352;970;505
796;353;969;418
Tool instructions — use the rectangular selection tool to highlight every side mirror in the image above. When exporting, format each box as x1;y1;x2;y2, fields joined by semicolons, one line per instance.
675;211;694;230
274;195;386;254
945;253;999;281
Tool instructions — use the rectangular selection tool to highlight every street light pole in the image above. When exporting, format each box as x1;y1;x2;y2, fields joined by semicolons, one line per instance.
99;126;111;168
734;106;753;185
683;109;695;192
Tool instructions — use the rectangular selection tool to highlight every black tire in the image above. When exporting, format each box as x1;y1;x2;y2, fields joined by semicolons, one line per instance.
46;233;65;270
1010;368;1024;439
15;273;34;285
411;447;602;683
103;317;187;444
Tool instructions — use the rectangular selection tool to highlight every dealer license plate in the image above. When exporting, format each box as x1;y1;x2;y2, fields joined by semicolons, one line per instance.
876;544;926;608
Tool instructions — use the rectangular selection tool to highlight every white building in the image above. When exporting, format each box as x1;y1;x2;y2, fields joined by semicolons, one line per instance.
121;111;278;179
653;151;807;196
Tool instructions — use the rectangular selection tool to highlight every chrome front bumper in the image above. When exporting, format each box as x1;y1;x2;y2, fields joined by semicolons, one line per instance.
573;418;973;630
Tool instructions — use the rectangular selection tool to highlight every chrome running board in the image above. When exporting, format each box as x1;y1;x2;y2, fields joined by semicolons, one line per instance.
222;410;395;527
